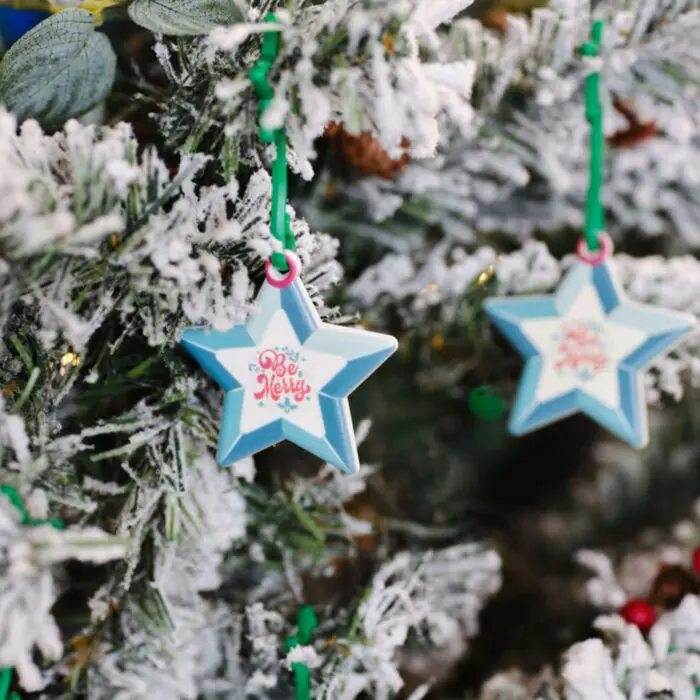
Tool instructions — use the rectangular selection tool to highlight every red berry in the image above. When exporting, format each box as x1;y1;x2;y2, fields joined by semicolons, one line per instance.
692;547;700;575
619;599;656;632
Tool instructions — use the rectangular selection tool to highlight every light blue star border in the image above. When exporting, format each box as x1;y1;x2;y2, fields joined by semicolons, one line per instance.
483;260;696;448
179;279;398;473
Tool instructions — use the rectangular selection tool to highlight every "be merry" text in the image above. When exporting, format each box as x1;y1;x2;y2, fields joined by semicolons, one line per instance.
253;349;312;403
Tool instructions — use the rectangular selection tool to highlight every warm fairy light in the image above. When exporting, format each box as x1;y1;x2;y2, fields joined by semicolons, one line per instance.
382;33;396;55
431;334;445;351
420;283;439;294
59;351;80;376
476;264;496;286
61;352;79;367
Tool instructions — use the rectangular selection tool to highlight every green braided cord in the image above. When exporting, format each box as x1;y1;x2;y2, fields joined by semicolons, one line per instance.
284;605;318;700
0;485;65;529
0;668;12;700
248;12;296;273
0;485;26;521
581;20;605;252
0;667;19;700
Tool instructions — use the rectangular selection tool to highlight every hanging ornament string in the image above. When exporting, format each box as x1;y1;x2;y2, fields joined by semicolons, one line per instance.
0;485;64;529
580;19;605;255
0;668;18;700
0;487;65;700
284;605;318;700
248;12;296;273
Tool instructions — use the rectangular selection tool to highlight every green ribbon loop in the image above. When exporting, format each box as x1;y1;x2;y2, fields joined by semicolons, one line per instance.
248;12;296;273
284;605;318;700
0;487;65;700
581;20;605;252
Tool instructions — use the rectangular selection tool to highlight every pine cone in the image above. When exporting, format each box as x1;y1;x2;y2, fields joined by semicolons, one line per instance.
324;121;410;180
481;8;510;32
649;564;700;610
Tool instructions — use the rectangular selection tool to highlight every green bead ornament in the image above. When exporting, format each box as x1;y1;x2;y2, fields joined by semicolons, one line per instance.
469;386;507;421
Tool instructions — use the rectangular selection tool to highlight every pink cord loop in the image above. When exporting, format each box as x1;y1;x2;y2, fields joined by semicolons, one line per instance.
265;251;301;288
576;232;613;265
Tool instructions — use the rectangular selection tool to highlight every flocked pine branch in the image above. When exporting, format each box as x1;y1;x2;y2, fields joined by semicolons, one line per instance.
479;602;700;699
304;0;700;249
81;445;251;699
74;424;503;700
316;543;501;700
480;495;700;699
481;577;700;698
0;109;365;695
0;11;507;695
0;485;126;692
0;107;341;518
154;0;477;176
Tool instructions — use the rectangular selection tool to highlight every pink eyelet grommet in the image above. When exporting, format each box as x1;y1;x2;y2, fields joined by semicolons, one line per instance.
576;233;613;265
265;251;301;288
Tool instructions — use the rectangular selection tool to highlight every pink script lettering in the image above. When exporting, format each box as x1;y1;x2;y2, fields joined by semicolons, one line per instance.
254;350;311;403
554;321;609;374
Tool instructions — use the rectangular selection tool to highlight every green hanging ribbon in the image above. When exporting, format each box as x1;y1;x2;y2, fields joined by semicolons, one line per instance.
284;605;318;700
0;485;64;529
0;668;19;700
248;12;296;273
581;19;605;252
0;486;65;700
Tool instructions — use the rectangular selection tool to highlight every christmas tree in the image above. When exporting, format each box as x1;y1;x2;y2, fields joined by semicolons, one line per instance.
1;0;700;698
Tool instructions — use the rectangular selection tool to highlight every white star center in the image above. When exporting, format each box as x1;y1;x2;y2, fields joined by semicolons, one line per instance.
215;309;347;437
520;284;647;408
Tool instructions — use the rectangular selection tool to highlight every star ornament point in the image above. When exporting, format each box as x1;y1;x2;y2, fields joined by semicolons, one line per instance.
483;259;696;448
180;279;397;474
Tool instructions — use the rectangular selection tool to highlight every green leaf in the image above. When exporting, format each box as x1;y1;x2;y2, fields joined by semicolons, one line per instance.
128;0;244;35
0;9;116;126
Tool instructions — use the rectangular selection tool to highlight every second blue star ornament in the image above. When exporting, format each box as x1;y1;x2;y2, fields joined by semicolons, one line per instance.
180;252;397;473
483;235;696;448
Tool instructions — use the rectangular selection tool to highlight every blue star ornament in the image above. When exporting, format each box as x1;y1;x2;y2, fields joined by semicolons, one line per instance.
483;259;696;448
180;278;397;473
